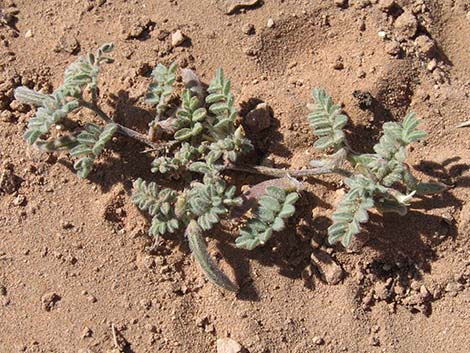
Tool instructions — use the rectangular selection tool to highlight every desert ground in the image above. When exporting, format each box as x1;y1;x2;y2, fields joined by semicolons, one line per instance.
1;0;469;352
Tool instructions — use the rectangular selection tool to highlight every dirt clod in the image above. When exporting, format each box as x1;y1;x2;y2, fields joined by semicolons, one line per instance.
145;323;157;333
385;40;401;56
55;34;80;54
216;0;260;15
393;11;418;40
244;102;272;133
0;110;14;122
415;35;436;58
242;23;255;35
352;90;373;110
41;292;61;311
368;336;380;346
378;0;396;12
0;162;19;194
120;17;153;40
334;0;347;8
310;250;344;285
332;56;344;70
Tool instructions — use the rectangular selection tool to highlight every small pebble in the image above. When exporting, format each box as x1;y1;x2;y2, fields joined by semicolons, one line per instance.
267;18;275;28
242;23;255;35
369;336;380;346
313;336;325;345
145;323;157;333
87;294;97;303
334;0;347;8
171;30;186;47
332;56;344;70
81;327;92;338
427;59;437;72
216;337;244;353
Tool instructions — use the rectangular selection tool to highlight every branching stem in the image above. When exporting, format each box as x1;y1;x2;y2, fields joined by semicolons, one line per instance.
225;164;351;178
79;100;344;179
79;100;172;151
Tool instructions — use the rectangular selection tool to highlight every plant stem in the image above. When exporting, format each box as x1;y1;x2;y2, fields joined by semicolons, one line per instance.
79;100;171;151
226;164;350;178
79;100;344;179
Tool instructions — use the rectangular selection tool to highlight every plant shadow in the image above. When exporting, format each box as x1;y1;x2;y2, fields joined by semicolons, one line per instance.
239;98;293;166
107;89;154;133
414;157;470;187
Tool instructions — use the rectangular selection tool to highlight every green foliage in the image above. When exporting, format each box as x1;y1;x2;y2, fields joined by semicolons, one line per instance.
14;43;116;179
21;90;80;145
173;89;207;141
187;176;243;231
62;43;114;98
70;123;117;178
13;86;48;107
35;135;79;152
132;173;250;292
146;62;177;116
18;43;447;292
151;142;204;174
206;126;253;165
358;113;427;187
327;176;375;247
205;68;238;138
309;89;446;247
131;178;181;236
150;66;252;176
308;88;347;151
186;220;239;292
236;186;299;250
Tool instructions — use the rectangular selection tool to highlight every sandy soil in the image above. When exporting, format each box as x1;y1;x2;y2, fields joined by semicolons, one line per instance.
1;0;469;352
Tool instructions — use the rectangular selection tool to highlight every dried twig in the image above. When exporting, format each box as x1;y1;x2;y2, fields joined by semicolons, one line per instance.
111;323;122;352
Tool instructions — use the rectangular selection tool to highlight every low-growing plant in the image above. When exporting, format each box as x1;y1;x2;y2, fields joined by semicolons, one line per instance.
15;44;446;292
